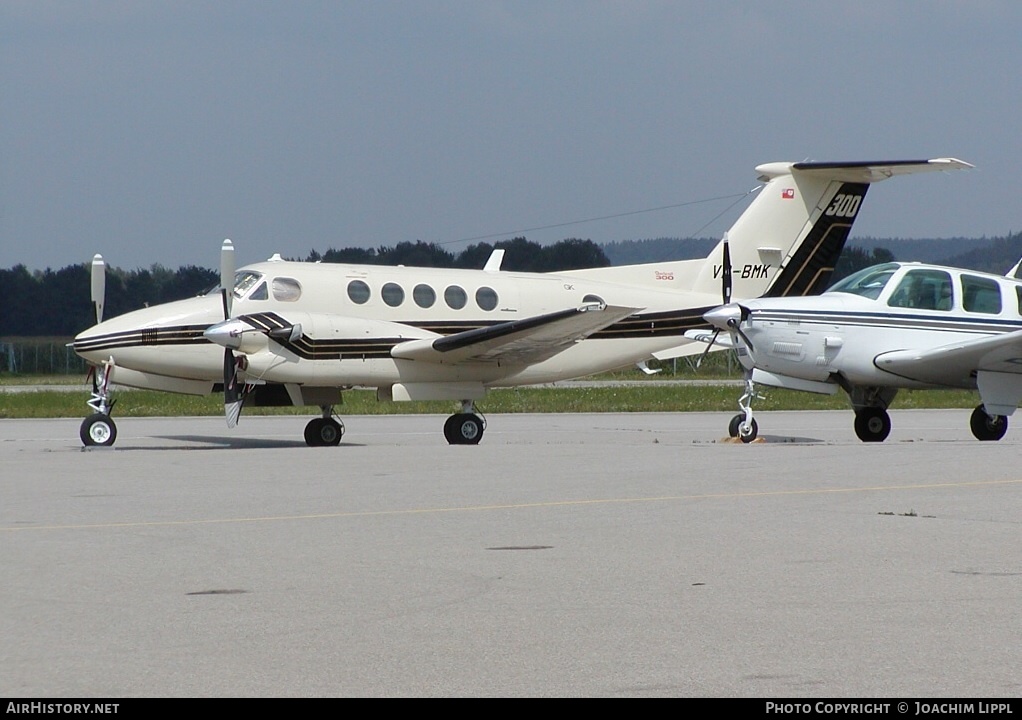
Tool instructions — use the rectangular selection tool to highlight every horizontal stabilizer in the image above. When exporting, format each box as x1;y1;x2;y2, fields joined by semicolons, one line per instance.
779;158;974;183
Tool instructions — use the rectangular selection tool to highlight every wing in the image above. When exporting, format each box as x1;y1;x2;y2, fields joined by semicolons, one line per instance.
875;329;1022;415
391;304;641;366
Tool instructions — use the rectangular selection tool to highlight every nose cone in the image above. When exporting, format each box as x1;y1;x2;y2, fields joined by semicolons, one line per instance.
703;303;744;330
72;295;224;367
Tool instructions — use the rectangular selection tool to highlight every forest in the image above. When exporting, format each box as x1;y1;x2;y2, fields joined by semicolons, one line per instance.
3;231;1021;338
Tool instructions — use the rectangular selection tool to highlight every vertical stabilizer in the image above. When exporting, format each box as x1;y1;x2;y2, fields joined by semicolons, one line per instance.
567;158;971;298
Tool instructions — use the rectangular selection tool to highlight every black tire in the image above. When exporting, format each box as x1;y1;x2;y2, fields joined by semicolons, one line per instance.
728;414;743;438
304;418;325;446
81;413;117;447
444;413;484;445
738;418;759;443
970;405;1007;441
304;417;344;447
853;408;891;442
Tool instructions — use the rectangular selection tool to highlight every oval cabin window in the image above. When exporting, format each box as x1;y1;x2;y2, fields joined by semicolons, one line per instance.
347;280;371;305
413;284;436;308
476;286;498;311
445;285;467;310
382;282;405;307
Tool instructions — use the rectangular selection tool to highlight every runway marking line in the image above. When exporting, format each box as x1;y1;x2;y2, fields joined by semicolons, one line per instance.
3;478;1021;533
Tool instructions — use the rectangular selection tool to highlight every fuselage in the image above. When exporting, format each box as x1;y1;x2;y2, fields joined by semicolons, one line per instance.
736;262;1022;391
73;258;726;392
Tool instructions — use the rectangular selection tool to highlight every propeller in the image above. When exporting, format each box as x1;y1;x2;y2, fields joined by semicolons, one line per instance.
696;233;734;367
90;254;106;325
204;239;304;428
218;239;243;428
721;232;732;305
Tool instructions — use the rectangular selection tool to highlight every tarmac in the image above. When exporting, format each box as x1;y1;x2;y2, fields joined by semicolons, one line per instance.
2;410;1021;698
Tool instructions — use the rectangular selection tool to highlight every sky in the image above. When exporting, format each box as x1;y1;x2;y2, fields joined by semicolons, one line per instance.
2;1;1020;272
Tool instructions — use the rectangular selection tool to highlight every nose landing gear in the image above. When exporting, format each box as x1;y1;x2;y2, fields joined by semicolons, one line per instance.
80;361;117;447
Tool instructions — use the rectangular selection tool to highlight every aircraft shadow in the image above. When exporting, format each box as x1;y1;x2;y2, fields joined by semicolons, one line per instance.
131;435;367;450
760;435;825;445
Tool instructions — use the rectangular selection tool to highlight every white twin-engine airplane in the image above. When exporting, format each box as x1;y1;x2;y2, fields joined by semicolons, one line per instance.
692;246;1022;445
72;158;970;447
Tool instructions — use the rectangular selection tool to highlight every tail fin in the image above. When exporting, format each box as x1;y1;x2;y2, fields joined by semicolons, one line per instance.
700;158;973;299
566;158;971;297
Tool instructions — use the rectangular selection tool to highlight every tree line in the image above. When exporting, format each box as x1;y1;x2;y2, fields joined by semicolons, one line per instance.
13;232;1005;338
1;238;609;337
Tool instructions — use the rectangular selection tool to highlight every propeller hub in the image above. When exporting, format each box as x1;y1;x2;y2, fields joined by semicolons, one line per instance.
203;318;249;350
704;303;744;331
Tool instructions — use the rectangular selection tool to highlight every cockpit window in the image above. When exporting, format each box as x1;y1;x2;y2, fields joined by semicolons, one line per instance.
271;277;302;302
250;282;268;301
827;263;898;299
233;271;263;299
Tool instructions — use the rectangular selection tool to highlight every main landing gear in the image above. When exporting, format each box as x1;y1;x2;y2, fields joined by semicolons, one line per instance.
726;375;759;443
80;363;117;447
443;400;486;445
853;407;891;442
304;405;345;447
970;404;1008;441
848;391;1008;443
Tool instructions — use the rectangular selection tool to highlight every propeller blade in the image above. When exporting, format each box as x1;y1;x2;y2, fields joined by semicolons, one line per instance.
727;317;755;352
217;239;242;428
220;238;235;319
695;328;721;368
90;254;106;324
721;232;732;305
223;348;242;428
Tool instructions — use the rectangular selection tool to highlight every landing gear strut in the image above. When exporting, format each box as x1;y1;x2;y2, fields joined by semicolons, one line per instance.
444;400;485;445
80;362;117;447
727;375;759;443
304;405;345;446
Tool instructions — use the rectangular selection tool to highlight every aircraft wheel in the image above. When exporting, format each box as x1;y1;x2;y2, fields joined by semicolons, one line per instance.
738;418;759;443
970;405;1007;441
444;413;484;445
81;413;117;447
728;414;743;438
853;408;891;443
305;417;344;446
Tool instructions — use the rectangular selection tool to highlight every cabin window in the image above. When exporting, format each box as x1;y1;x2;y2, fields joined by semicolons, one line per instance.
475;287;498;311
347;280;371;305
382;282;405;307
962;275;1002;314
271;277;302;302
413;284;436;308
886;269;952;311
828;263;898;299
445;285;467;310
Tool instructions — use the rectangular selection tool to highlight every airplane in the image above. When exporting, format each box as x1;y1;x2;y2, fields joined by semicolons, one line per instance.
70;157;972;447
690;246;1022;445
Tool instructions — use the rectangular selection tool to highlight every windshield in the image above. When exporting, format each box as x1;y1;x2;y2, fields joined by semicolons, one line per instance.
827;263;899;299
200;271;265;299
233;271;264;298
